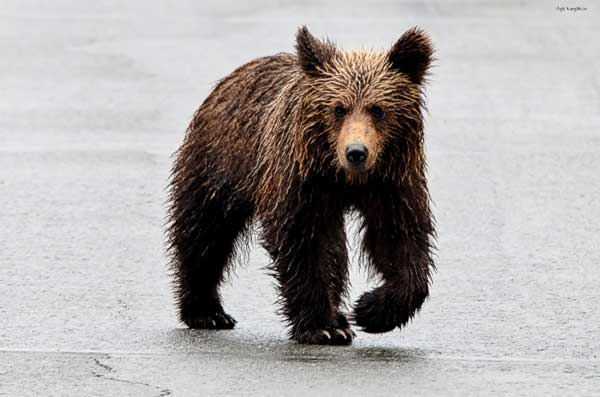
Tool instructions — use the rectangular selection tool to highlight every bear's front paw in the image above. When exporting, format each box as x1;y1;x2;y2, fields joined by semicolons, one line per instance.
182;310;237;330
294;318;355;346
353;286;425;333
295;328;355;345
353;290;397;333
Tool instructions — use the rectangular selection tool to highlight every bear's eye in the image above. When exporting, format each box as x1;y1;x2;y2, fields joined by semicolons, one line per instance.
369;105;385;120
333;105;347;119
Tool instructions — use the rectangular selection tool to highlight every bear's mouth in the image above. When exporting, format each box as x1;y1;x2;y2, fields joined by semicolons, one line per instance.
338;162;371;184
345;162;368;174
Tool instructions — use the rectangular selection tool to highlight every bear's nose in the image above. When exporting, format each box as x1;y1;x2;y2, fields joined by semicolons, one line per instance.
345;144;368;166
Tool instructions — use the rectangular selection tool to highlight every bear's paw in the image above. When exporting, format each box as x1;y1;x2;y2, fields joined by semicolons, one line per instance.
353;287;417;333
295;326;355;345
182;310;237;330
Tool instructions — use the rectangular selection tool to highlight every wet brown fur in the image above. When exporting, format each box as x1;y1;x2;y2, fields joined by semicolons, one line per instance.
167;26;436;344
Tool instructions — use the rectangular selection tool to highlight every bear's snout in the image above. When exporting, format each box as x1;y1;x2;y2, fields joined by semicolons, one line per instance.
336;112;381;174
345;143;368;167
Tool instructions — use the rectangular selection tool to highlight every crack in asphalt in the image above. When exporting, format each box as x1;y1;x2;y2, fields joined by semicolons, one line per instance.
91;355;172;397
93;357;114;372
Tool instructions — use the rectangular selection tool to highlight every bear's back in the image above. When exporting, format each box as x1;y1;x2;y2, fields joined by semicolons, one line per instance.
205;53;299;120
182;53;302;199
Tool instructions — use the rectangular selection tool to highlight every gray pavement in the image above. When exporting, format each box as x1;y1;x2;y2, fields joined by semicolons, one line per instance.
1;0;599;395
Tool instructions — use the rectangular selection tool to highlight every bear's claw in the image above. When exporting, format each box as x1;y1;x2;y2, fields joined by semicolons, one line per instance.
183;310;237;330
296;327;354;345
294;313;355;345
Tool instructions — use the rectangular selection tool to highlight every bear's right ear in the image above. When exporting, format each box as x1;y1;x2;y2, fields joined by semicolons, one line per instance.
295;26;337;77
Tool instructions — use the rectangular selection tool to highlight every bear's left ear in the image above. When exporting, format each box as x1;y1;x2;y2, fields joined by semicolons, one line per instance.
296;26;337;77
388;27;434;85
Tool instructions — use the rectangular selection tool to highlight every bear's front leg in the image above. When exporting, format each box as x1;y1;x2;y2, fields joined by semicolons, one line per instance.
353;187;435;333
261;198;354;345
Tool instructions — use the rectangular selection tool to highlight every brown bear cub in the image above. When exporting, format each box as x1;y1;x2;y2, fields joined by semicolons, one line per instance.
167;26;435;345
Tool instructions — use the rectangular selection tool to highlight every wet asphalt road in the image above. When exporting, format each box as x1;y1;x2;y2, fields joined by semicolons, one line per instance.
1;1;599;395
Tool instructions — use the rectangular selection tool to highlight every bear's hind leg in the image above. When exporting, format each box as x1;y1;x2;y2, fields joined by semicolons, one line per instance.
168;184;252;330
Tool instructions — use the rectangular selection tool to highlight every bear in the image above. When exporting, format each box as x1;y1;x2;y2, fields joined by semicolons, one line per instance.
167;26;435;345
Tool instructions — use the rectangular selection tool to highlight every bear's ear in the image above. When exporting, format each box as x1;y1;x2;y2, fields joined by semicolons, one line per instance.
295;26;337;77
387;27;434;85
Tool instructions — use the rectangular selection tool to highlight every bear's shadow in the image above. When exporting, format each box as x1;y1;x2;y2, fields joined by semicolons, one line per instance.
167;328;428;364
280;343;427;363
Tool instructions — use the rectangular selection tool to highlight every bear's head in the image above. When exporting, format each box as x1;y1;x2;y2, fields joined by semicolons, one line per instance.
295;26;433;182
